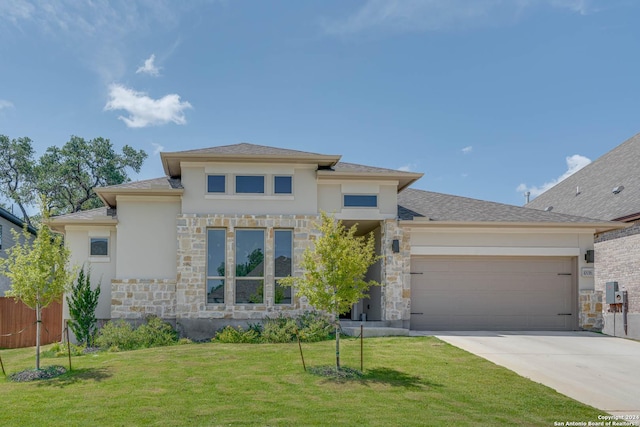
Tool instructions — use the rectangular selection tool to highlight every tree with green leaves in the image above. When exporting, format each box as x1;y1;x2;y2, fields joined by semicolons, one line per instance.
0;134;147;224
0;209;75;369
36;136;147;214
279;212;381;370
66;267;101;347
0;135;36;227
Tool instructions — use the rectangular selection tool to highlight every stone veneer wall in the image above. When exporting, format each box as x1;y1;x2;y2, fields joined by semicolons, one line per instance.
111;279;177;319
578;290;603;331
594;222;640;339
176;214;320;321
381;219;411;328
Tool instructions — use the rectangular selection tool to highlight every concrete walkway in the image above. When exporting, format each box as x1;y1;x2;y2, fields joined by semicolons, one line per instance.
411;330;640;424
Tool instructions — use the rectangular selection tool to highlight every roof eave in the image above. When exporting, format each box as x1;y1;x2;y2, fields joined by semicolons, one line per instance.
94;188;184;208
399;219;626;233
48;217;118;233
317;170;424;191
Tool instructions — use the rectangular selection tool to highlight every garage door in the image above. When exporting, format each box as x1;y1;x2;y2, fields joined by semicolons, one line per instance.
410;256;576;331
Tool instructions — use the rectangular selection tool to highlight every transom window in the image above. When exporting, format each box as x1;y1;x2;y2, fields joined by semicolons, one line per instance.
235;176;264;194
235;229;265;303
207;175;226;193
206;229;226;304
90;237;109;256
274;230;293;304
343;194;378;207
274;176;292;194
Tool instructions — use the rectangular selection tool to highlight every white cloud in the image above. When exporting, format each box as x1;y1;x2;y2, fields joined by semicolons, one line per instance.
136;54;161;77
398;163;417;172
0;99;14;110
322;0;597;35
104;83;192;128
151;142;165;155
461;146;473;154
517;154;591;198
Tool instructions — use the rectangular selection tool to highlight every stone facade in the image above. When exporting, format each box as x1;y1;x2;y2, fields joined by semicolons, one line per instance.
578;290;603;331
111;279;177;319
594;223;640;339
175;214;320;321
381;219;411;328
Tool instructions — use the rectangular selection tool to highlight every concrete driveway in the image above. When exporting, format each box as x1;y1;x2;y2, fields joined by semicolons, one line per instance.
411;331;640;423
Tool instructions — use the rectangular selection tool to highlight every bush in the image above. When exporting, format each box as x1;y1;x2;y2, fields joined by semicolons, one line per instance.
66;267;101;346
41;342;86;358
214;326;260;343
212;311;333;344
95;316;178;351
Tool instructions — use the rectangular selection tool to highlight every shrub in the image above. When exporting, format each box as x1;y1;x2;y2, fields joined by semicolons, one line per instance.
298;311;334;343
261;316;297;343
95;316;178;351
213;326;260;343
66;267;101;346
41;342;86;358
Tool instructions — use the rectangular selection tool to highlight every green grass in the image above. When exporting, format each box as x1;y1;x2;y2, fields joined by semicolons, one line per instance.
0;337;602;426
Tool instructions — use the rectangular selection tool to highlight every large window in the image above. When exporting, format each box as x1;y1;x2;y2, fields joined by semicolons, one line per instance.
235;229;264;304
207;175;226;193
236;176;264;194
207;229;226;304
90;237;109;256
274;230;293;304
343;194;378;207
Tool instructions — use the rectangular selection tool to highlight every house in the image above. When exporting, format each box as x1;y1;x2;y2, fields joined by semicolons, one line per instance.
526;132;640;339
0;207;37;296
49;143;620;339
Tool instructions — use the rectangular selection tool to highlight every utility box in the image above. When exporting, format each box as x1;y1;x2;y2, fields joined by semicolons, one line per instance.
606;281;619;304
614;291;624;304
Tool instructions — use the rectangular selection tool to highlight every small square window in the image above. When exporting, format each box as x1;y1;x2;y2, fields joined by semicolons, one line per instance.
236;176;264;194
90;237;109;256
274;176;292;194
207;175;226;193
344;194;378;207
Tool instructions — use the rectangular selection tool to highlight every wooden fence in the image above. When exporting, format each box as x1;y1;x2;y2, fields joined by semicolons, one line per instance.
0;297;63;349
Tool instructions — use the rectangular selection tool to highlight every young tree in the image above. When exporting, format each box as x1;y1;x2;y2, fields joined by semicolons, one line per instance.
0;210;74;369
66;267;101;347
280;212;381;370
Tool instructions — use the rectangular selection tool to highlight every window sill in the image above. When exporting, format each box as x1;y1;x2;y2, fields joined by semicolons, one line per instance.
89;256;110;263
205;195;294;201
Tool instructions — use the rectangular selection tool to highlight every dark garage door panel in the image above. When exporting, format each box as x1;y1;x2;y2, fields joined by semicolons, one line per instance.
410;256;575;331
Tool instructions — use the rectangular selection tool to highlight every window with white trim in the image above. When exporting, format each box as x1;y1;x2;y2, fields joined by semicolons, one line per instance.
90;237;109;256
235;229;264;304
235;176;265;194
207;175;226;193
343;194;378;207
207;229;226;304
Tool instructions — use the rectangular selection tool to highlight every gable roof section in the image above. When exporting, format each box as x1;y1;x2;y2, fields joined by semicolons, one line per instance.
319;162;423;192
399;188;622;232
161;143;341;177
48;207;117;232
526;132;640;221
95;177;184;208
0;207;37;235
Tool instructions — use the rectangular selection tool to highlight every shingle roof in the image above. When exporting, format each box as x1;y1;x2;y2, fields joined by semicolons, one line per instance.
51;207;111;221
0;207;36;235
526;132;640;221
99;177;183;190
333;162;417;175
170;143;333;158
399;188;614;224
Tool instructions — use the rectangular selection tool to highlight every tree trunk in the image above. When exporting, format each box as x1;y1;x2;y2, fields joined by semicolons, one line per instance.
35;304;41;370
335;315;340;372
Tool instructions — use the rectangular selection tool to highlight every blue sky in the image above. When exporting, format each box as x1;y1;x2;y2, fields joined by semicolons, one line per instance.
1;0;639;207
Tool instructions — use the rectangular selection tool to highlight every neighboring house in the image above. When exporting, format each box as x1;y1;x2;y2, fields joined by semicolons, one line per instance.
49;143;620;339
526;132;640;339
0;207;37;296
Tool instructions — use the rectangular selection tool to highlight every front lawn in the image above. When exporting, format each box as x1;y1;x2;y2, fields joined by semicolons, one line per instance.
0;337;602;426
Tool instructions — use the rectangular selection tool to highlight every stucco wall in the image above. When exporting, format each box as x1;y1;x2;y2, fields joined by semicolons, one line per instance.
317;181;398;220
595;223;640;339
64;226;117;320
115;196;180;279
180;163;318;215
